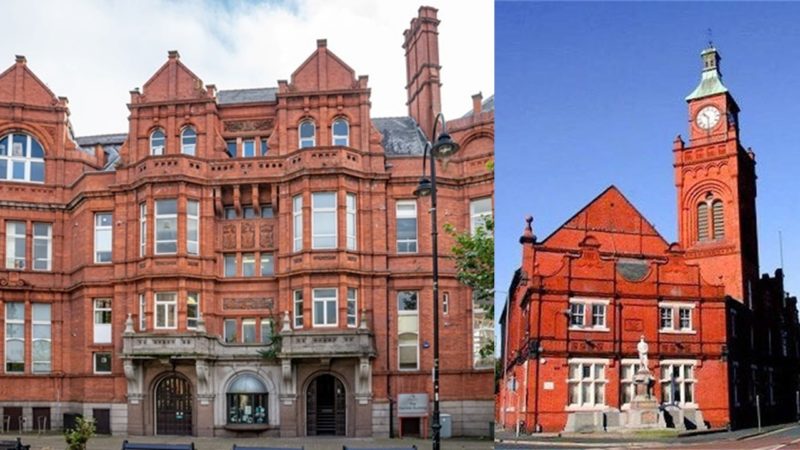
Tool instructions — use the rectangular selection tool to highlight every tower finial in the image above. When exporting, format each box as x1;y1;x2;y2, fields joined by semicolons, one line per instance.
706;28;714;49
520;215;536;244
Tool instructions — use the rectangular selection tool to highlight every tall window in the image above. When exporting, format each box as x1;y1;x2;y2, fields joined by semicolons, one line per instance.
187;292;199;329
620;361;643;406
473;293;494;368
242;139;255;158
32;304;51;373
31;223;51;271
697;202;709;241
332;118;349;146
155;199;177;254
712;200;724;239
242;319;257;343
139;294;146;331
299;120;316;148
187;200;199;255
139;203;147;257
260;138;268;156
150;129;165;156
5;221;26;269
312;192;336;249
261;319;273;344
347;288;358;327
396;201;418;253
226;140;237;157
398;291;419;370
224;319;237;343
346;193;357;250
470;197;493;233
260;253;274;276
5;302;24;373
293;290;304;329
94;213;113;263
293;195;303;252
181;127;196;155
567;360;606;407
93;299;112;344
0;132;45;183
242;253;256;277
155;293;177;329
224;254;236;277
312;288;337;327
569;299;608;330
697;194;724;241
660;362;696;406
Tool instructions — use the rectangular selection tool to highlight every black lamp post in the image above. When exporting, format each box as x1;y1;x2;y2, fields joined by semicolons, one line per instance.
414;112;460;450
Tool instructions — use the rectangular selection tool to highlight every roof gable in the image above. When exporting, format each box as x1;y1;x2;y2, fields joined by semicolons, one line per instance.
542;186;669;255
141;51;208;102
0;57;59;107
289;40;357;92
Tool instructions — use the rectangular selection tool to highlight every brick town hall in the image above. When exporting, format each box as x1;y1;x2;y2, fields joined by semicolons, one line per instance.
498;46;800;433
0;7;494;438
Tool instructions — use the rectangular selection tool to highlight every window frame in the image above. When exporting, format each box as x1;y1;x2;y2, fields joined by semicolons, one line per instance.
154;199;178;255
293;195;303;252
5;221;26;270
181;126;196;156
312;192;337;249
93;352;113;375
154;292;177;330
31;303;51;374
93;298;112;344
260;253;274;276
4;302;25;373
139;293;147;331
150;129;165;156
94;212;113;264
293;290;304;329
397;291;420;371
659;360;697;407
566;358;608;410
299;120;316;148
223;254;237;277
332;118;349;146
32;222;52;271
346;193;357;250
470;197;493;234
620;360;643;409
242;253;256;277
658;302;697;334
187;199;199;255
347;287;358;328
312;288;338;327
568;298;610;331
139;202;147;257
0;132;45;183
241;318;257;344
187;292;199;329
396;200;418;253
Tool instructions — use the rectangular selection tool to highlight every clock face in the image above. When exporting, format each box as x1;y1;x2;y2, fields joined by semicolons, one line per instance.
696;105;721;130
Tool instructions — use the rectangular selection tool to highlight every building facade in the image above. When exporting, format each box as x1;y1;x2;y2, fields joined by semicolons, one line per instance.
498;46;799;433
0;6;494;437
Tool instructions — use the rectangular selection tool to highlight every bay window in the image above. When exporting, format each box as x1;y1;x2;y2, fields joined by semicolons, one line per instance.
187;292;199;329
347;288;357;327
312;192;336;249
346;193;357;250
187;199;199;255
155;199;177;254
293;195;303;251
293;290;304;329
312;288;337;327
155;293;177;329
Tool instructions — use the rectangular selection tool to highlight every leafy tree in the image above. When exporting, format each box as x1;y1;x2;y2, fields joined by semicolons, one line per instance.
64;417;95;450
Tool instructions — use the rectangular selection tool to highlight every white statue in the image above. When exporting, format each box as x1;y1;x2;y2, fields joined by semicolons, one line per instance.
637;335;649;371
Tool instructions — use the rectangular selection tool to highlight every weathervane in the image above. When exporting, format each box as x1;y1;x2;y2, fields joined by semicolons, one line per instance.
706;28;714;48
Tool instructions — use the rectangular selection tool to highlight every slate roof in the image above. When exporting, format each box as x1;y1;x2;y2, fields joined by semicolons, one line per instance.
75;133;126;171
371;116;427;156
217;88;278;105
462;94;495;118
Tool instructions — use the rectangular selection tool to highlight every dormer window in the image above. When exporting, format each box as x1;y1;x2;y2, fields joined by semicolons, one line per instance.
332;118;349;146
181;127;196;156
0;132;45;183
150;129;165;156
299;120;316;148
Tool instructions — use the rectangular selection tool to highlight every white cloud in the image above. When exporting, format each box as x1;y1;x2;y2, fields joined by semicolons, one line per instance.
2;0;493;136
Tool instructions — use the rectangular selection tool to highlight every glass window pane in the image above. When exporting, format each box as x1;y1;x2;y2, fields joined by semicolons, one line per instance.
398;292;418;311
32;304;51;321
12;161;25;179
260;254;274;276
226;140;237;157
6;303;24;321
30;138;44;158
0;159;6;179
243;140;255;157
12;135;27;157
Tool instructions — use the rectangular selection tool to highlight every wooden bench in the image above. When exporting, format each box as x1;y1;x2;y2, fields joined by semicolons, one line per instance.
232;445;304;450
121;441;196;450
0;438;30;450
342;447;417;450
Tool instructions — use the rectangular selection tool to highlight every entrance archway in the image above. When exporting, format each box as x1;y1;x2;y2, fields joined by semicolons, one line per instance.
155;374;193;435
306;374;346;436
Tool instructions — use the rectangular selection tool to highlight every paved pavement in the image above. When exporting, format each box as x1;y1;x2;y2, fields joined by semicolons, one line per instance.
495;423;800;449
0;433;493;450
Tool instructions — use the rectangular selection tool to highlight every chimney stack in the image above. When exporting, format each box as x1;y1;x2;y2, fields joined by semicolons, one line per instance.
403;6;442;141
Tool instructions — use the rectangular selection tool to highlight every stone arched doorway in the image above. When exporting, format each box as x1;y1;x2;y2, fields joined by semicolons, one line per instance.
306;374;346;436
155;374;193;435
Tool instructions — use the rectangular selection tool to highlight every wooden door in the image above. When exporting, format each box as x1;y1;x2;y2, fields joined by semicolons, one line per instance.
155;375;193;435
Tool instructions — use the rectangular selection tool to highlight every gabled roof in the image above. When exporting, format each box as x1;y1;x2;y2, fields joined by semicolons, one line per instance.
542;186;670;255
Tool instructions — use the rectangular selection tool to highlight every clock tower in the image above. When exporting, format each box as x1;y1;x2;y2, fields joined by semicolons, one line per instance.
674;46;759;303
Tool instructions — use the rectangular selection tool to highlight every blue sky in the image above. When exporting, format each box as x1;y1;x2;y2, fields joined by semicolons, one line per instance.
495;1;800;329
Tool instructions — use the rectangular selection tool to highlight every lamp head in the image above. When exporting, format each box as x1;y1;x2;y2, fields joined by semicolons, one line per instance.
413;177;433;197
431;132;459;158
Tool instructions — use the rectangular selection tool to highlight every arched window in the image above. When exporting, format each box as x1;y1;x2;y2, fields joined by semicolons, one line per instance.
332;118;349;146
0;132;45;183
712;200;724;239
226;374;268;424
150;129;165;156
181;127;196;156
299;120;316;149
697;202;709;241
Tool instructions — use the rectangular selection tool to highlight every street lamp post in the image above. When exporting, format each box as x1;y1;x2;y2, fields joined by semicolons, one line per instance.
413;112;459;450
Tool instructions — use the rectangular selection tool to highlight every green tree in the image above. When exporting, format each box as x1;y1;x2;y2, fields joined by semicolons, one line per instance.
64;417;95;450
445;216;494;359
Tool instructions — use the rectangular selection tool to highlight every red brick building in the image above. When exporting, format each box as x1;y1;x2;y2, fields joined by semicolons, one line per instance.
498;46;799;432
0;6;494;437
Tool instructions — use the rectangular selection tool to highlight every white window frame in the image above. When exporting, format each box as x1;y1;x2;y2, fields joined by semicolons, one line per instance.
568;298;609;331
470;197;493;234
658;302;697;334
442;292;450;315
241;318;257;344
94;213;113;263
139;202;147;257
0;132;46;183
396;200;418;253
299;120;316;148
93;352;113;374
347;288;358;328
93;298;112;344
398;291;420;371
566;358;608;410
659;360;697;407
293;290;304;329
139;293;147;331
293;195;303;252
242;139;256;158
31;303;51;374
312;288;338;327
154;199;178;255
346;193;357;250
312;192;337;249
154;292;177;330
619;359;643;409
187;199;199;255
187;292;199;329
332;118;349;146
150;129;165;156
473;292;494;368
5;221;26;270
32;222;52;271
181;127;196;156
4;302;24;373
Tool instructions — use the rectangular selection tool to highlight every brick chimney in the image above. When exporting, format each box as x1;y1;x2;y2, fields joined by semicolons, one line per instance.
403;6;442;141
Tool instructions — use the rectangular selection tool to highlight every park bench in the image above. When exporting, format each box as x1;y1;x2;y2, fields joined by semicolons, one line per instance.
232;445;304;450
121;441;196;450
342;447;417;450
0;438;30;450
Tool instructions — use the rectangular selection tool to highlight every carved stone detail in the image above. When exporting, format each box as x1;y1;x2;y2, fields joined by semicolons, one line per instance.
260;224;274;249
123;360;143;404
222;297;274;310
241;222;255;248
222;224;237;249
223;119;274;133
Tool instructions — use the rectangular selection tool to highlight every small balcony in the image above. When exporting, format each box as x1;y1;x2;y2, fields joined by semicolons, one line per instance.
279;329;375;359
122;331;275;360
